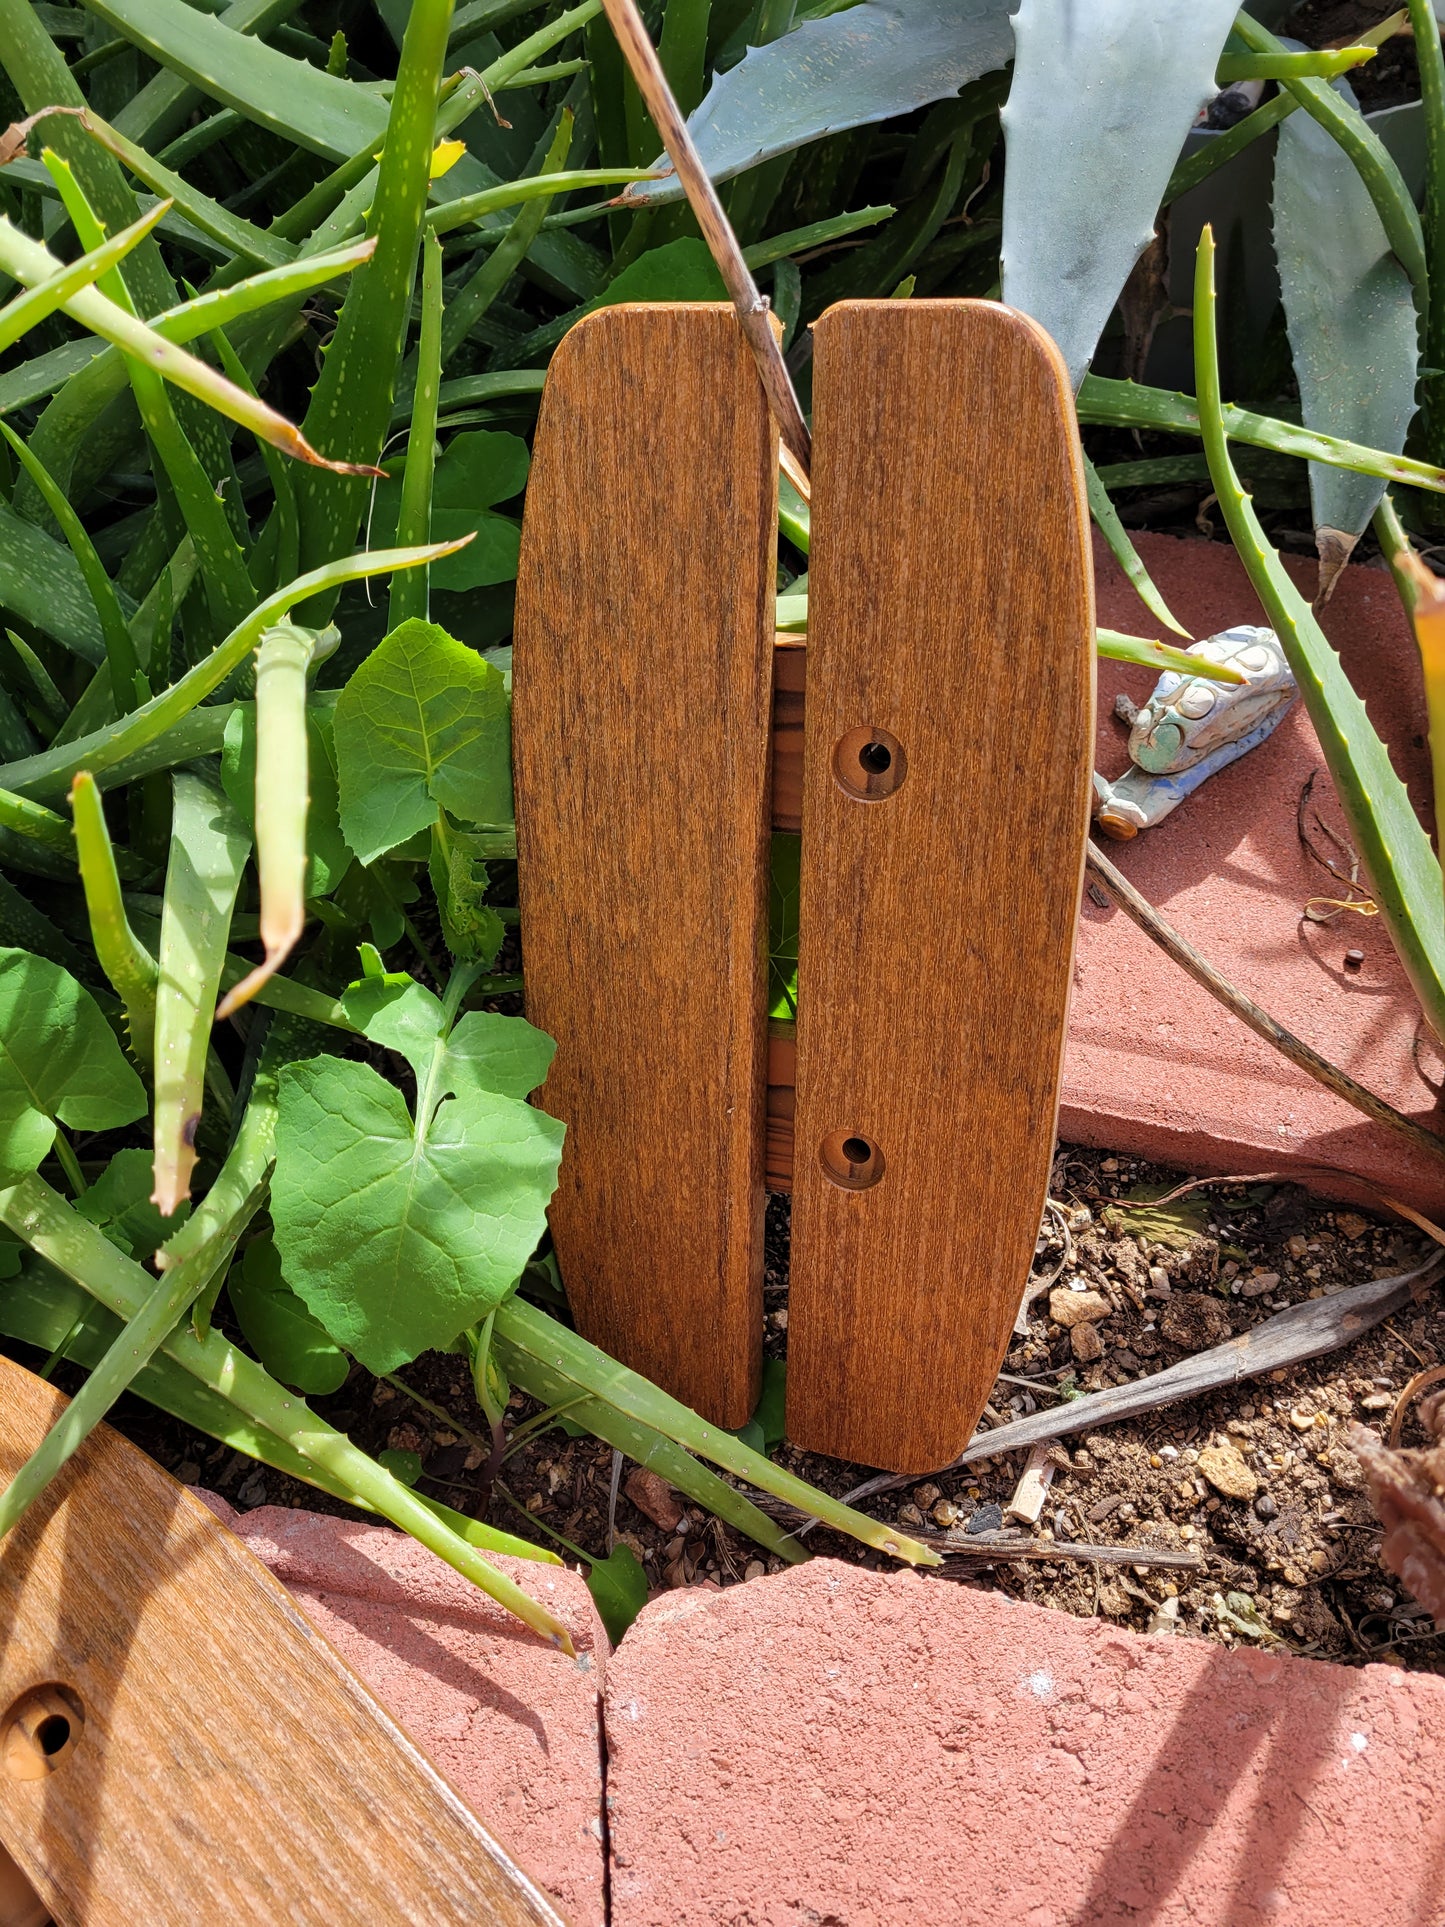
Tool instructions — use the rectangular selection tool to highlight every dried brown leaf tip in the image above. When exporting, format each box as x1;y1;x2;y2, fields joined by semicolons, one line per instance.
1350;1398;1445;1620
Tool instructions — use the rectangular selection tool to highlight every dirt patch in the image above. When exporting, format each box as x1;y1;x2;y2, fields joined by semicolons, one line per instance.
52;1142;1441;1674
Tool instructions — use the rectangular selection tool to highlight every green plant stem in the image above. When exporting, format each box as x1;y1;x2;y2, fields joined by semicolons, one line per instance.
427;167;660;236
0;1173;576;1650
1084;454;1190;636
0;201;168;354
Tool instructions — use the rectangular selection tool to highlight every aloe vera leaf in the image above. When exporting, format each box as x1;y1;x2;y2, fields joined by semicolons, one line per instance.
427;167;661;236
493;1297;940;1566
1096;629;1245;682
208;326;299;592
1084;455;1191;638
0;338;105;412
398;369;548;427
115;0;305;150
1274;76;1419;597
440;110;572;365
621;0;1009;207
69;104;297;268
0;1057;274;1539
1217;46;1376;81
388;233;443;634
0;786;72;862
494;1329;806;1562
0;199;167;354
1163;91;1299;206
0;543;462;805
0;422;141;711
1235;10;1427;306
152;771;250;1213
215;622;328;1019
69;771;157;1065
0;0;174;317
0;503;115;665
40;149;257;638
1077;374;1445;493
0;215;377;476
1001;0;1240;388
293;0;454;587
0;1259;554;1561
0;1173;576;1650
1193;224;1445;1040
740;205;894;268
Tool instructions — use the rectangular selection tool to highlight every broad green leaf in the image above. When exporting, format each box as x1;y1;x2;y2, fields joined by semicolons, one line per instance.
0;947;146;1186
270;1043;564;1372
430;828;504;966
1002;0;1241;386
622;0;1012;206
229;1235;348;1395
600;237;725;303
221;703;353;897
77;1148;190;1259
1274;76;1419;593
371;433;529;593
333;619;512;863
586;1543;649;1643
380;1446;425;1485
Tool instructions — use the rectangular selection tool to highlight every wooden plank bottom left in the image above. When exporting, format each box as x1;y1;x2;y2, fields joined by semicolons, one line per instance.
0;1356;566;1927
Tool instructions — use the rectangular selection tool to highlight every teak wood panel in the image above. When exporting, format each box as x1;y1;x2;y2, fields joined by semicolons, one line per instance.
513;304;777;1427
0;1356;565;1927
786;300;1095;1475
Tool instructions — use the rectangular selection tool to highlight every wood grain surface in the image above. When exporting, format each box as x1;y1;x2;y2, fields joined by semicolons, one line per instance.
786;300;1095;1475
0;1355;567;1927
512;304;777;1427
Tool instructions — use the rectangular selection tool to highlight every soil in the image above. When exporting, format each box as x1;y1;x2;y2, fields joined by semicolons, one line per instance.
39;1142;1442;1677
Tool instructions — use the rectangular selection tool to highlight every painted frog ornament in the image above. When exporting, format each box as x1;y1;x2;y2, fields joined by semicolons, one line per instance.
1093;624;1296;839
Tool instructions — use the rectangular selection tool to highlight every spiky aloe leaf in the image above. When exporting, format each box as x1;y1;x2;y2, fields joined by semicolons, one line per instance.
1194;224;1445;1042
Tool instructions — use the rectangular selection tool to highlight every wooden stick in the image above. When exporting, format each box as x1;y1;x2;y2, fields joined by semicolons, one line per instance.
597;0;812;485
827;1251;1443;1503
1085;839;1445;1168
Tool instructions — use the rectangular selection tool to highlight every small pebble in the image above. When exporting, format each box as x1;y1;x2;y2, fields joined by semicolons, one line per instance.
898;1503;925;1527
1361;1392;1392;1413
175;1459;200;1485
967;1503;1004;1535
1343;949;1364;972
744;1560;766;1582
1254;1492;1279;1520
1147;1265;1172;1295
1071;1321;1104;1364
1101;1157;1119;1172
1290;1407;1318;1431
932;1500;960;1528
1049;1287;1111;1328
1198;1443;1258;1501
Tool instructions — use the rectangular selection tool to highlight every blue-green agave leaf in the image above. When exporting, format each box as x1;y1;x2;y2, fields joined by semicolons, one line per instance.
621;0;1013;207
1274;78;1419;599
1001;0;1241;387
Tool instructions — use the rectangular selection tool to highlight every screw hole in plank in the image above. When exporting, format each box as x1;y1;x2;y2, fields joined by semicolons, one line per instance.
832;726;906;801
819;1130;885;1190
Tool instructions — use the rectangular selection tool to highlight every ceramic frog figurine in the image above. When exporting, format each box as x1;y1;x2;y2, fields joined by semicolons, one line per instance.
1093;624;1296;839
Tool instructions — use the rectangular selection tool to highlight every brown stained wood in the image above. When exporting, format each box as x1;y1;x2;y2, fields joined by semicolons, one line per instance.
513;304;777;1427
786;300;1095;1476
0;1356;567;1927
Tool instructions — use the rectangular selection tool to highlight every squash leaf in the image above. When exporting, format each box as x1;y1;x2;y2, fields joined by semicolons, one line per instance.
270;979;563;1373
0;947;146;1186
369;432;529;594
228;1235;349;1396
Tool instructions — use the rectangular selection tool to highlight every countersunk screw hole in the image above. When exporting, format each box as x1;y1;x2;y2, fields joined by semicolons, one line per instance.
857;741;891;775
841;1136;872;1164
35;1717;69;1757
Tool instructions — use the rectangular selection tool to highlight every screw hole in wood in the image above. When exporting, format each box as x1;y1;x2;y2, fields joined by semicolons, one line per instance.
819;1130;885;1190
2;1686;83;1782
832;726;906;801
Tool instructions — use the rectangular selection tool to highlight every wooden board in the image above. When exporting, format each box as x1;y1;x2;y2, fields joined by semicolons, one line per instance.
0;1355;567;1927
786;300;1095;1475
513;304;777;1428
